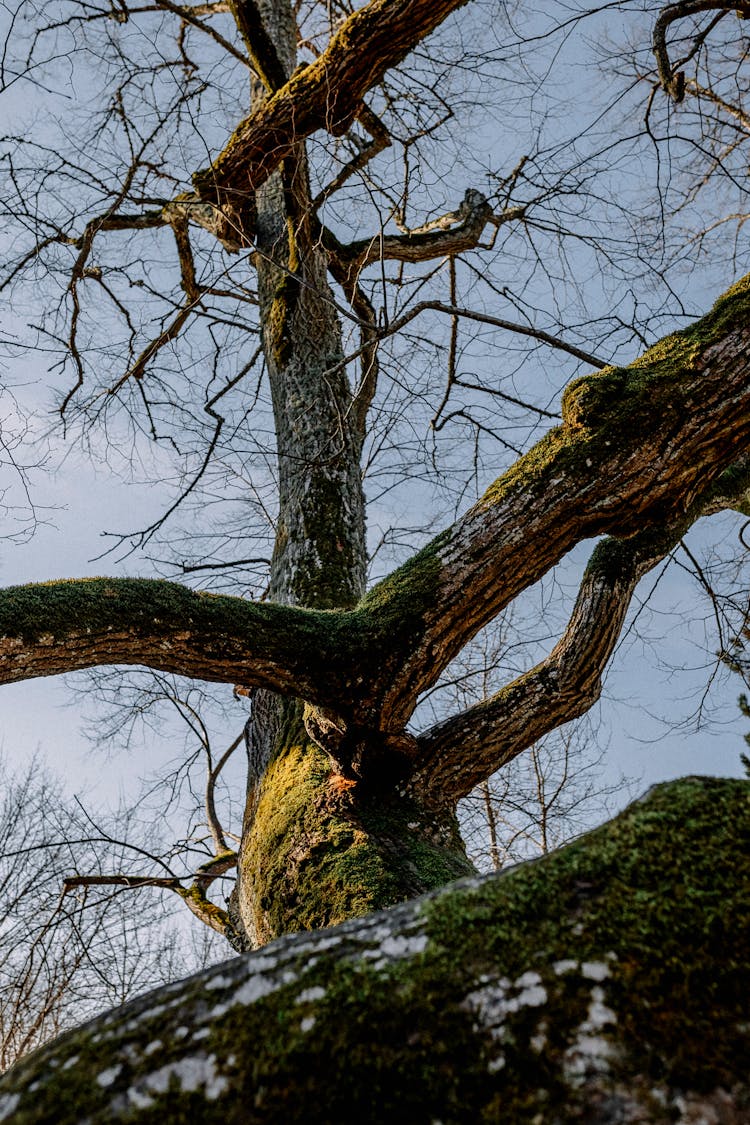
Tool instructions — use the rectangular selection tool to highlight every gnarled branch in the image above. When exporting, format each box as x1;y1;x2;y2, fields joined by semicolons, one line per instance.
1;283;749;785
652;0;746;101
324;189;519;288
192;0;469;208
361;276;750;733
409;459;750;804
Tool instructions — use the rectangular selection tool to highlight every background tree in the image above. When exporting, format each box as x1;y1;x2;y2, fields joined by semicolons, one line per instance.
0;757;218;1072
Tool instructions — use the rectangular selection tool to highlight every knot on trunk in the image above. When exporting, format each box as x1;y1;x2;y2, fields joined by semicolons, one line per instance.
303;703;419;790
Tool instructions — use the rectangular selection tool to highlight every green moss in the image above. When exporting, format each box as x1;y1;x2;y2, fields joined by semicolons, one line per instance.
242;738;398;939
0;577;367;701
562;274;750;436
355;530;449;654
3;778;749;1123
240;707;474;943
477;272;750;518
424;775;750;1091
266;270;300;369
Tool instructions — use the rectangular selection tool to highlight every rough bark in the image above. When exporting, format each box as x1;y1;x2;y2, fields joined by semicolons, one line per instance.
233;701;473;947
1;776;748;1123
0;260;748;944
191;0;469;208
366;275;750;733
0;578;359;704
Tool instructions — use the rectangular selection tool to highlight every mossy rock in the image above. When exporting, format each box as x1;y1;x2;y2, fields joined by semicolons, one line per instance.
1;776;748;1123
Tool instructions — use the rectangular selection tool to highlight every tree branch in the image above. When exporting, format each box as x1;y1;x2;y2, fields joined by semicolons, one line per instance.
311;102;392;210
409;459;750;804
191;0;469;208
358;276;750;734
324;189;516;286
379;300;608;368
227;0;287;90
63;863;236;938
0;579;360;710
652;0;746;101
1;284;749;785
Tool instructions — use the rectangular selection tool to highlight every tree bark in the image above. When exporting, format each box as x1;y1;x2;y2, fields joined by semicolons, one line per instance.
1;776;747;1123
228;0;373;947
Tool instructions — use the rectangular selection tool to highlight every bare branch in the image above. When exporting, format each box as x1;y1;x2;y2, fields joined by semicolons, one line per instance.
205;731;244;853
380;301;609;369
684;77;750;131
325;190;523;286
311;102;392;210
652;0;745;101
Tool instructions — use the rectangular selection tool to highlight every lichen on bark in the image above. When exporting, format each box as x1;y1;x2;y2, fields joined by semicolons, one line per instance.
2;776;748;1124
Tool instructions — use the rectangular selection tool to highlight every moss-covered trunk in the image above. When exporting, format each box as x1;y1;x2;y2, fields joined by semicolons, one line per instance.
230;0;413;947
235;703;474;947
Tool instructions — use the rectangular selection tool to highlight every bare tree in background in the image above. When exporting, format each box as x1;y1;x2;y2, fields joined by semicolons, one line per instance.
462;726;632;871
0;757;221;1071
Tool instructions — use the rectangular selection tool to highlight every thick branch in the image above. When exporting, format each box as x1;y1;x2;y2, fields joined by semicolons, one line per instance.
228;0;287;90
324;190;518;287
2;285;749;779
0;578;359;709
3;779;749;1123
192;0;468;207
410;460;750;803
358;276;750;733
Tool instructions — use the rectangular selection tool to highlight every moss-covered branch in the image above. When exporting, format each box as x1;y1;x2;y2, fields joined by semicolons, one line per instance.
192;0;468;207
0;578;360;707
1;776;748;1122
361;274;750;733
410;459;750;803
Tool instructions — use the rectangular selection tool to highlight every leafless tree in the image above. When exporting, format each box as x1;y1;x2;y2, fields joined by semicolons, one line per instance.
0;756;221;1071
0;0;747;955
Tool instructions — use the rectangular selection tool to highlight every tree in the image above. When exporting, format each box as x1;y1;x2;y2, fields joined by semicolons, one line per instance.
0;0;749;1114
0;757;219;1072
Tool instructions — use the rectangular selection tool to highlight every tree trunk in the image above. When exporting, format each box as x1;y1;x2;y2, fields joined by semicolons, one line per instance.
230;0;466;947
2;777;748;1123
235;702;474;947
